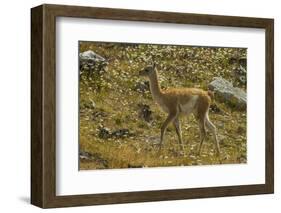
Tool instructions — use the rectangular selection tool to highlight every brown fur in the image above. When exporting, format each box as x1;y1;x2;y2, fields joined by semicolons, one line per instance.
207;90;214;99
139;64;220;155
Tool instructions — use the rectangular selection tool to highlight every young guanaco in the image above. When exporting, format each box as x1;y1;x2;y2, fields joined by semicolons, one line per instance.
139;63;220;155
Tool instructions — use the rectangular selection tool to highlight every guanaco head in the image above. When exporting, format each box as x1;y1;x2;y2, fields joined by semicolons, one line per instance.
139;63;156;77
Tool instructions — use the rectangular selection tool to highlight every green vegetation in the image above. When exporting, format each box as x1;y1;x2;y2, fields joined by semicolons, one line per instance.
79;42;247;170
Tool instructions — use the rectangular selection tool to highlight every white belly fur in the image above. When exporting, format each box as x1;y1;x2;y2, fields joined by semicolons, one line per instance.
179;95;198;115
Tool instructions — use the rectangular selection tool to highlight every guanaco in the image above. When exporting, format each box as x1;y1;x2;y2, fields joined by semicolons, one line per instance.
139;63;220;155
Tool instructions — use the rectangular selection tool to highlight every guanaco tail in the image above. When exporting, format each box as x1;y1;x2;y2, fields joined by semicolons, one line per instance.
139;63;220;155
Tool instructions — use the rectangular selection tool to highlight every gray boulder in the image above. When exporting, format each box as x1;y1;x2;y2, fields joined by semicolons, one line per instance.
79;50;106;63
208;77;247;110
79;50;108;76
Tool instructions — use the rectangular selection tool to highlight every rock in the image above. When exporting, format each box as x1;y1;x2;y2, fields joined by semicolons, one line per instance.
236;65;247;75
98;127;133;139
111;129;131;138
233;65;247;85
229;56;247;86
134;81;149;93
79;50;108;76
98;127;111;139
238;75;246;85
138;104;152;122
79;150;93;160
208;77;247;110
79;150;109;168
92;110;107;121
79;50;106;63
229;56;247;69
238;57;247;69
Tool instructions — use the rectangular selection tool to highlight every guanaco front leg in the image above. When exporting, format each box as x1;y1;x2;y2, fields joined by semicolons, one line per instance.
159;112;177;151
173;118;184;151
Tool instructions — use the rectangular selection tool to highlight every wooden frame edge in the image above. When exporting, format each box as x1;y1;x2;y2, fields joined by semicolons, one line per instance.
31;5;44;208
265;19;274;194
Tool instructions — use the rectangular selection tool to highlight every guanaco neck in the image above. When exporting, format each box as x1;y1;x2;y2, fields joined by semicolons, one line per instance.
148;70;163;100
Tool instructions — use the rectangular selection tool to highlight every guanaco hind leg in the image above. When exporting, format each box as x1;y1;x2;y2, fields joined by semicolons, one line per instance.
205;114;220;155
173;118;184;151
197;117;206;155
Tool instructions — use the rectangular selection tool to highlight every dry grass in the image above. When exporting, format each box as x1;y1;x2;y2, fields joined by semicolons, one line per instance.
79;42;247;170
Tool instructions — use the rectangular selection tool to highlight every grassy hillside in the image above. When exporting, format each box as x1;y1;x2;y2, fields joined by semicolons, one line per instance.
79;42;247;170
